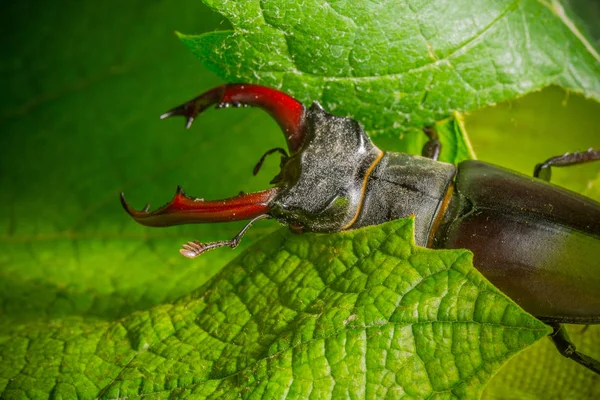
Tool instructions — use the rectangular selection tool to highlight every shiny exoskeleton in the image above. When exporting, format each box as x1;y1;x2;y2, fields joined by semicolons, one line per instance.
121;84;600;374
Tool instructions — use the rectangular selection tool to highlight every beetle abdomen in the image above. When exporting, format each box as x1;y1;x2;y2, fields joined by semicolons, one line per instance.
436;160;600;323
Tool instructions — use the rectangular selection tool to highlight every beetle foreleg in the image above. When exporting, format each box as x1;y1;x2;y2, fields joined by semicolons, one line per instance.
421;126;441;161
549;323;600;375
534;148;600;181
179;214;270;258
160;84;307;152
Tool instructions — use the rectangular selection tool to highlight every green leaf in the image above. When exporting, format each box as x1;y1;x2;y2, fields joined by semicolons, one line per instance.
2;0;599;398
181;0;600;150
375;112;476;164
0;1;284;332
483;325;600;400
0;218;549;398
434;112;477;163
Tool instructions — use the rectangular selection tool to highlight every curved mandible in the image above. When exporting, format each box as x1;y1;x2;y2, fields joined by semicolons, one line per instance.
161;84;307;152
120;186;278;227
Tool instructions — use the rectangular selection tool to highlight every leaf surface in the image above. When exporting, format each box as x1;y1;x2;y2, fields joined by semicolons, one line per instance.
0;1;284;332
181;0;600;150
2;0;600;398
0;218;549;399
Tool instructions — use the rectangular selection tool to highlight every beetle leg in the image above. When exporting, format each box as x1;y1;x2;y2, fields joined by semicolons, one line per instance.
160;84;307;152
549;323;600;375
422;126;441;161
580;324;590;334
120;186;277;227
180;214;270;258
534;148;600;181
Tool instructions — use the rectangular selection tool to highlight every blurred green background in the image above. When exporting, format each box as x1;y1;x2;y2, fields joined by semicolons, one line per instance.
1;0;599;398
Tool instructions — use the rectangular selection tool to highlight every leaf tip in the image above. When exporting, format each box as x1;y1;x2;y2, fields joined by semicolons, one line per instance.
175;31;195;43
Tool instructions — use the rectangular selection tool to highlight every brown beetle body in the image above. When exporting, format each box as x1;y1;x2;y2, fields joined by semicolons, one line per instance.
121;84;600;373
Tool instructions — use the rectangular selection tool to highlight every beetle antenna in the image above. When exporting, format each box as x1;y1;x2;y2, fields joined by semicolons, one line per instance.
179;214;271;258
253;147;288;176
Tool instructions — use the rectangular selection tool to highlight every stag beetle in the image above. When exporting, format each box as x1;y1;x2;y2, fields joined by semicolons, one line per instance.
121;84;600;374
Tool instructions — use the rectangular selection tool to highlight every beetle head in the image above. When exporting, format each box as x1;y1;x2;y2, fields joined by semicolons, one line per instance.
120;84;382;257
269;103;382;232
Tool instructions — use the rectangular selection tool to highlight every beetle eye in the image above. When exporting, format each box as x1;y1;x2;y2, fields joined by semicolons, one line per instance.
274;153;301;186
